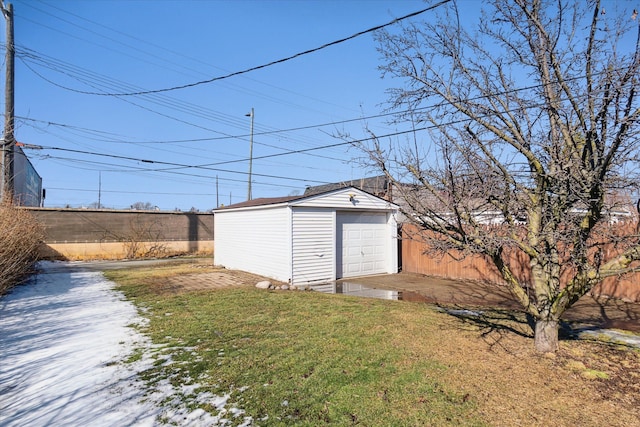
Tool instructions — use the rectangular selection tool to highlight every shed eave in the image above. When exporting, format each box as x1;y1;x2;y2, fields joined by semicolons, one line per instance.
214;186;399;213
213;202;290;213
289;187;399;209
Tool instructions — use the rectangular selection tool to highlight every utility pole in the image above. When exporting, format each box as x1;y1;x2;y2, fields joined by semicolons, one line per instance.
245;108;254;201
215;175;219;208
1;1;14;204
98;171;102;209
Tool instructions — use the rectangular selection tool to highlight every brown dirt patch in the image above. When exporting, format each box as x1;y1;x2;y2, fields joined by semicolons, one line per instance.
410;313;640;426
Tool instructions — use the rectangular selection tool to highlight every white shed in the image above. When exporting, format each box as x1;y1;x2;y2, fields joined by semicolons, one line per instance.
214;187;398;285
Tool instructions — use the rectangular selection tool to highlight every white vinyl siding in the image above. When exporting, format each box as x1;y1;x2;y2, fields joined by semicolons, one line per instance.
293;189;393;210
291;208;334;285
214;206;291;282
214;187;398;284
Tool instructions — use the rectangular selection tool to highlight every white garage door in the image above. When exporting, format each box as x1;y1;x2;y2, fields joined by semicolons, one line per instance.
337;212;388;278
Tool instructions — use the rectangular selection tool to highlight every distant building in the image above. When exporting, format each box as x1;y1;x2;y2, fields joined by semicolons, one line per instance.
13;146;43;207
305;175;636;226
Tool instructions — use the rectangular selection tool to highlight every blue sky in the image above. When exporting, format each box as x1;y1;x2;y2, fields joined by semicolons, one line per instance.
6;0;635;211
3;0;451;211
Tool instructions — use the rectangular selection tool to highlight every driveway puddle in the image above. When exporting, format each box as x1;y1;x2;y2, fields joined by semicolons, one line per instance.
308;281;432;302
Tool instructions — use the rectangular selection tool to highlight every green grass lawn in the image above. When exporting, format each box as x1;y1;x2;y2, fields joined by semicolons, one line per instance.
107;269;484;426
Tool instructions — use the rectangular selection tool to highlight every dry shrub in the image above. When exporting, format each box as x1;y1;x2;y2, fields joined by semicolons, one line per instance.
0;202;44;295
102;214;169;259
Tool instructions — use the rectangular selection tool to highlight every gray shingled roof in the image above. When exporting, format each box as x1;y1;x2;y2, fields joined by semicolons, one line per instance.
304;176;390;197
215;194;305;210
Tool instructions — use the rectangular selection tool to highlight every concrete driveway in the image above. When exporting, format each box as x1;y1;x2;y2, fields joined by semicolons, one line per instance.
340;272;640;333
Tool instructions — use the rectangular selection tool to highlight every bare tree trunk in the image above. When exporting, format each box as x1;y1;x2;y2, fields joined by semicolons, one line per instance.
535;319;559;353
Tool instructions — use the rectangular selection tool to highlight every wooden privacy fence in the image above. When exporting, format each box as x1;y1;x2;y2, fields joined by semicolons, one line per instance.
400;223;640;302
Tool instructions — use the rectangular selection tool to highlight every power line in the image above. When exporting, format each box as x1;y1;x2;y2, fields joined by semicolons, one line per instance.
15;45;354;159
31;94;628;201
17;3;204;80
19;87;614;172
12;65;619;145
15;48;248;133
24;87;610;175
26;144;331;184
19;1;357;117
19;39;623;169
33;155;304;190
28;0;452;97
17;47;629;184
46;186;217;196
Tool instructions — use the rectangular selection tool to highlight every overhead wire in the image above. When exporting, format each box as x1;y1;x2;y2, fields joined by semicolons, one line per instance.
15;45;354;160
16;2;446;160
18;112;350;171
23;0;452;97
15;66;624;173
16;47;249;132
17;54;339;171
11;0;455;203
31;77;629;204
32;155;304;190
27;144;332;184
46;187;218;196
16;0;632;199
17;2;206;80
24;79;628;174
11;63;623;145
21;1;358;117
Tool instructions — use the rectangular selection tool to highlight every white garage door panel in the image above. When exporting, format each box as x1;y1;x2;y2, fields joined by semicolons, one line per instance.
337;212;388;278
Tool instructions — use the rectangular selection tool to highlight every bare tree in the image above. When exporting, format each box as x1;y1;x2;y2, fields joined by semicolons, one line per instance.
102;214;168;259
360;0;640;352
130;201;156;211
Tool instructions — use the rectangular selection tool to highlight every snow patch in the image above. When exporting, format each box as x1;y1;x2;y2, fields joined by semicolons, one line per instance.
0;261;252;426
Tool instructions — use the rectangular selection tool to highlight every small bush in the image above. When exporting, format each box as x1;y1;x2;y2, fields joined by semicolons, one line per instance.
0;202;44;295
